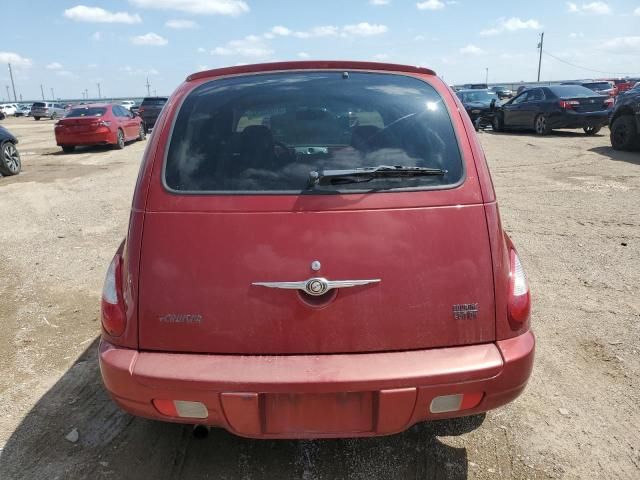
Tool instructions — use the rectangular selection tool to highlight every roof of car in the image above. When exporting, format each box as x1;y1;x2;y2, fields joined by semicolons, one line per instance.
457;89;494;93
70;103;111;108
186;60;436;82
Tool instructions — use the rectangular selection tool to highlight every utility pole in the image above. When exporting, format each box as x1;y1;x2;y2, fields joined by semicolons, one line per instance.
97;82;101;99
51;88;55;100
40;84;45;100
145;77;151;96
537;32;544;82
8;63;17;102
485;67;489;85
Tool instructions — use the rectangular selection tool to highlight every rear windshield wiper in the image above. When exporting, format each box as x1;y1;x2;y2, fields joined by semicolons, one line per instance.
308;165;448;187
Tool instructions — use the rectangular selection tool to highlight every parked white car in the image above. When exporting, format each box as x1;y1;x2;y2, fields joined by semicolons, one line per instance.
121;100;135;110
0;104;18;116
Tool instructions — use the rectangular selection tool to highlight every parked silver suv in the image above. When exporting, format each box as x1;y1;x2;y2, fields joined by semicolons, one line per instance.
31;102;66;120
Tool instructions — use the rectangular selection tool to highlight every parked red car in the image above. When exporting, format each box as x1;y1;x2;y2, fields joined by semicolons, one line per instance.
99;61;535;439
54;103;145;153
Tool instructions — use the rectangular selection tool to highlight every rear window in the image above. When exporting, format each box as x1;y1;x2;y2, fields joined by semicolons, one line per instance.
582;82;611;90
32;102;45;108
548;85;603;98
142;98;168;105
165;71;463;193
66;107;106;117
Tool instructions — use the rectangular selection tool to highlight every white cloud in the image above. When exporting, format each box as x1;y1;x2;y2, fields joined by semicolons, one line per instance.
120;66;160;75
414;34;425;41
64;5;141;23
129;0;249;16
212;35;273;57
0;52;32;68
480;17;541;36
567;2;612;14
197;47;206;53
91;31;102;41
370;0;390;5
602;36;640;54
459;44;486;55
46;62;63;70
342;22;388;36
634;7;640;16
297;52;310;58
131;33;169;46
271;25;292;36
269;23;387;39
165;19;197;29
416;0;445;10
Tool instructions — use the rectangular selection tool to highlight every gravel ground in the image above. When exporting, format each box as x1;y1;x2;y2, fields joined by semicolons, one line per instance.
0;116;638;479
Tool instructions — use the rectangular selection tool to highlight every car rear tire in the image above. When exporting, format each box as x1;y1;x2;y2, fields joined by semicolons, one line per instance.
0;141;21;176
534;114;551;136
62;146;75;153
137;124;146;141
492;115;503;132
610;115;640;151
114;129;125;150
51;113;57;120
583;126;600;136
34;117;41;121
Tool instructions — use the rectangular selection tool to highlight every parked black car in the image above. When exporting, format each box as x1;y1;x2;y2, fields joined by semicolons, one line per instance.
456;89;500;130
609;87;640;150
138;96;168;133
492;85;611;136
0;125;21;176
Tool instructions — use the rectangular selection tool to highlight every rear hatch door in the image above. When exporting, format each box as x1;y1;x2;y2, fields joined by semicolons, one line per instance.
137;70;496;354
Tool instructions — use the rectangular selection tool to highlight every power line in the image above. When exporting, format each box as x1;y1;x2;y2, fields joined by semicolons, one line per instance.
543;51;639;76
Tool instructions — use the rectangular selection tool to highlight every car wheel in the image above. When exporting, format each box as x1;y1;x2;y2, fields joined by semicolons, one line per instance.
610;115;640;151
34;117;41;121
583;126;601;136
492;115;503;132
137;123;146;141
114;129;125;150
534;114;551;135
0;141;21;176
62;146;75;153
51;113;57;120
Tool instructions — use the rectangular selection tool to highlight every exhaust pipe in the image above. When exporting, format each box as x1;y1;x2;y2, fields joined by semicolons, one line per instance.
192;424;210;439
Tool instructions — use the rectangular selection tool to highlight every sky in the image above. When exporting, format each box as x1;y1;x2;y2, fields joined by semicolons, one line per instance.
1;0;639;100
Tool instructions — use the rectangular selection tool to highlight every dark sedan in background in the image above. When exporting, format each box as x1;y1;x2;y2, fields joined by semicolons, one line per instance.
456;89;500;130
0;125;21;176
138;96;168;133
492;85;612;136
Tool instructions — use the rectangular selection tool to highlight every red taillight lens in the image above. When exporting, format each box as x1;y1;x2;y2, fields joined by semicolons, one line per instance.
101;254;126;336
508;249;531;325
97;120;111;127
559;100;580;110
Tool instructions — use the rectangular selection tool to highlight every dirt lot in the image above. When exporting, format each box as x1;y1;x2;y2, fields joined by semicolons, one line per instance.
0;116;638;479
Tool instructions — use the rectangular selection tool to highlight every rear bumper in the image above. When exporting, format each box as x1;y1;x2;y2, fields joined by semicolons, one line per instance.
56;130;115;146
548;110;609;129
99;330;535;439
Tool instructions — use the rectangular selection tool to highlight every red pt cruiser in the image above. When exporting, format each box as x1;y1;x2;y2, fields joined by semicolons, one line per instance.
99;61;535;439
55;103;145;153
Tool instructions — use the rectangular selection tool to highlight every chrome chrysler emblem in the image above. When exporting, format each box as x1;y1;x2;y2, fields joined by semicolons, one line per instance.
252;277;380;297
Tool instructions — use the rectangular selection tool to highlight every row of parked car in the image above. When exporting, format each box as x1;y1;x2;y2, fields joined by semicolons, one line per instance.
0;96;168;176
455;80;640;150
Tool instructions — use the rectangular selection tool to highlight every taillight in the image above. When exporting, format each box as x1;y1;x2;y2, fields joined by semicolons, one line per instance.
605;97;614;108
507;249;531;325
101;253;126;336
97;120;111;127
559;100;579;110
